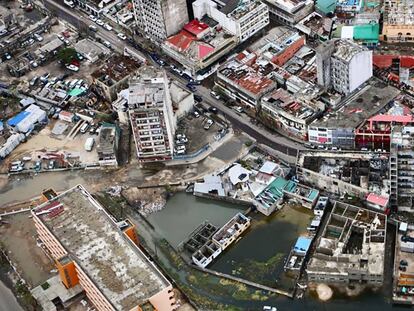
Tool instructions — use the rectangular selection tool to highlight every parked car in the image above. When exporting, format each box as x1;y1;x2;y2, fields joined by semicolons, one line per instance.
66;64;79;72
208;107;218;114
34;33;43;42
204;119;214;130
117;33;127;40
88;24;98;32
103;23;113;31
234;106;243;113
29;76;38;86
194;95;202;102
193;111;200;118
96;19;104;26
103;41;111;48
89;14;97;22
210;91;220;100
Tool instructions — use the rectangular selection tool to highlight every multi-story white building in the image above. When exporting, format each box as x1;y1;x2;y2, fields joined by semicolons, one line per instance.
132;0;189;42
262;0;314;25
128;66;176;163
316;39;373;95
192;0;269;42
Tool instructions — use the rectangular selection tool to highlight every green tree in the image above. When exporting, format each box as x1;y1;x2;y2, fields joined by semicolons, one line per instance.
57;47;77;64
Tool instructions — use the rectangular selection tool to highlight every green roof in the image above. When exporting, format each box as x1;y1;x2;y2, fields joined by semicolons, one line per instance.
354;23;379;43
267;176;288;198
68;88;85;97
316;0;337;14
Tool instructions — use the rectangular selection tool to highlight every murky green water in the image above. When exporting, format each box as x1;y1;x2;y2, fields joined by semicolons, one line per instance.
148;193;409;311
147;192;246;247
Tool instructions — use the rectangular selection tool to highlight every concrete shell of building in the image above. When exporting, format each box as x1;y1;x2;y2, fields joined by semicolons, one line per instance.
128;66;176;163
32;185;176;311
307;201;386;285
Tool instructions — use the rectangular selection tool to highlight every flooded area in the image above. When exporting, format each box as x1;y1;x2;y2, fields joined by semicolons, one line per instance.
210;204;313;291
147;192;246;247
0;172;90;207
0;281;23;311
0;213;54;287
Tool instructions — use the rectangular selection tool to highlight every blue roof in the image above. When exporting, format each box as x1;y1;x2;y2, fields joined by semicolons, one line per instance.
7;111;30;127
293;237;312;254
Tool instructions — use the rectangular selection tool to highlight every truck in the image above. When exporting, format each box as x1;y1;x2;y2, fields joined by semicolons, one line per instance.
85;137;95;152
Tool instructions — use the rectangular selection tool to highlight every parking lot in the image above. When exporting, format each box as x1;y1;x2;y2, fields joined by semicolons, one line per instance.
176;113;224;154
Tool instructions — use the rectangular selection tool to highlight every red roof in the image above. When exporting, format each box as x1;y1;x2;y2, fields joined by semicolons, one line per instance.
366;193;389;207
198;43;214;59
183;19;208;36
372;54;394;68
166;30;195;51
368;114;414;123
401;56;414;68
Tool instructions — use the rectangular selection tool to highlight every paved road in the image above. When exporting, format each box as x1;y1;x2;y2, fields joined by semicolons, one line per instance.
43;0;142;55
41;0;303;155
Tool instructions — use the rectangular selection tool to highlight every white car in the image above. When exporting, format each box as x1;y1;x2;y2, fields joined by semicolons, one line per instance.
34;33;43;42
89;14;97;22
103;41;111;48
204;119;214;130
103;23;113;31
66;64;79;72
57;34;65;41
96;19;104;26
117;33;127;40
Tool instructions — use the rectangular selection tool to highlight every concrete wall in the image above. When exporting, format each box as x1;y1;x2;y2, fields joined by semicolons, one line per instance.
162;0;189;37
349;50;372;94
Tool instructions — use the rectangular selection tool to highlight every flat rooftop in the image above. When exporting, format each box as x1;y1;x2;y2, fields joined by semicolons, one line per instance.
263;0;310;13
312;79;400;129
97;123;118;155
128;66;166;109
35;186;170;310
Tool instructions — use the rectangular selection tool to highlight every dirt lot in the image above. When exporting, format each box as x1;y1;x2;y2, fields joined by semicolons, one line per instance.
0;212;55;287
177;114;223;153
2;120;99;171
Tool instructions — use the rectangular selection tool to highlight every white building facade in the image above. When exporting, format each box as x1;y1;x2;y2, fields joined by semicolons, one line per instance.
193;0;269;42
316;39;372;95
132;0;189;42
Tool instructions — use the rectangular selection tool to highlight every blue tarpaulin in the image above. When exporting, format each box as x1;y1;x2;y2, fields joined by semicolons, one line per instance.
294;237;312;255
0;121;3;131
7;111;30;127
